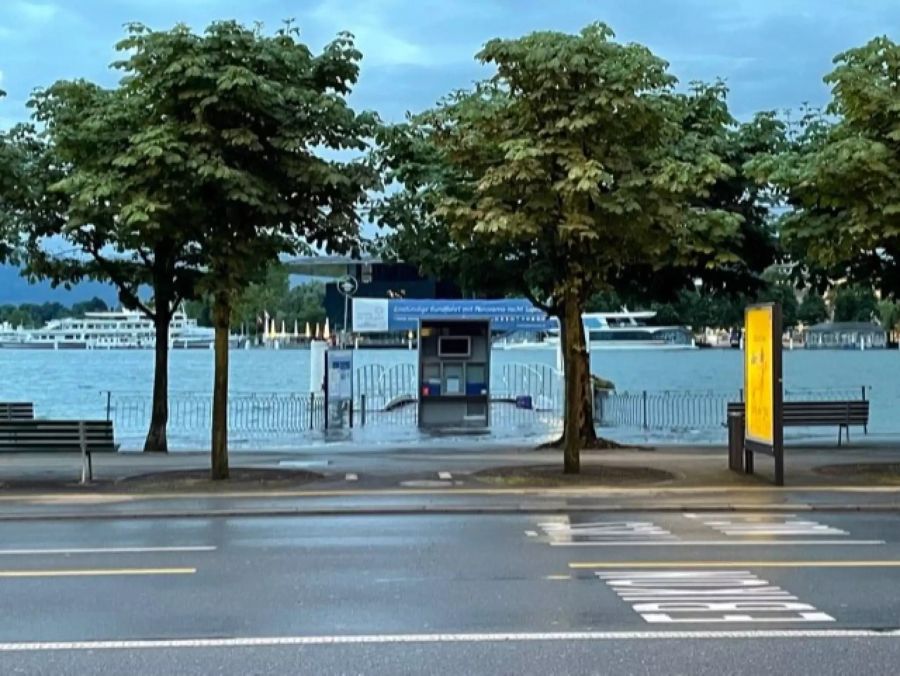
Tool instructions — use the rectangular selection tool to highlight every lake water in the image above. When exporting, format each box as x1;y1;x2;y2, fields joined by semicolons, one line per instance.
1;347;897;447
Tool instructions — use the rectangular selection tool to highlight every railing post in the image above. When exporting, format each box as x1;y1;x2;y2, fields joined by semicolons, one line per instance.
861;386;866;401
642;390;648;430
105;391;112;421
79;421;88;484
361;393;366;427
349;398;354;428
309;392;315;430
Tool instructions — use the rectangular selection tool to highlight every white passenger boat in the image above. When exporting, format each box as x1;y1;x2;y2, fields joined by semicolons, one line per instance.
497;310;695;351
0;309;222;350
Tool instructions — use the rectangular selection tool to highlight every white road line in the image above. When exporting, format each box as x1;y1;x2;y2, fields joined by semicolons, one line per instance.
549;540;884;547
683;514;799;519
344;473;358;482
438;472;452;480
0;630;898;651
524;531;538;537
0;546;216;556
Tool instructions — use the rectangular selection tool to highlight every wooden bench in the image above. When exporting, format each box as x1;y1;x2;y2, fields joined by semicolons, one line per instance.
0;402;34;421
0;420;117;482
726;400;870;446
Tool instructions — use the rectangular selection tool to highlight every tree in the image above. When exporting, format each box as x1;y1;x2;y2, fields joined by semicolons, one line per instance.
71;297;109;317
190;263;327;333
111;21;377;479
375;24;741;473
797;293;828;326
12;71;204;454
755;269;800;328
833;284;878;322
749;37;900;299
279;282;326;329
877;299;900;332
0;118;22;264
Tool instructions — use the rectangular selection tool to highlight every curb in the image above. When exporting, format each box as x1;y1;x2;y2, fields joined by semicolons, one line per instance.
2;503;900;521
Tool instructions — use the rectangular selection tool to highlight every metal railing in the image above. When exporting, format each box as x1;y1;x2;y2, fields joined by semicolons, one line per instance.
107;391;325;434
350;361;564;429
595;386;871;430
354;363;417;414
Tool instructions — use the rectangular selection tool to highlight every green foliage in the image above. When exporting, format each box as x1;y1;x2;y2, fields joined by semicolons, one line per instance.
278;281;327;329
0;296;109;327
749;36;900;297
797;293;829;326
231;265;292;330
376;27;747;309
833;285;878;322
756;281;799;328
189;263;327;330
877;300;900;331
104;20;378;309
430;26;742;305
0;124;24;264
16;80;203;322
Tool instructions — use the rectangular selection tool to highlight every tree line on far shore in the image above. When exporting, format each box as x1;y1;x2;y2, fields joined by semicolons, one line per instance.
0;20;897;477
589;280;900;332
0;296;109;328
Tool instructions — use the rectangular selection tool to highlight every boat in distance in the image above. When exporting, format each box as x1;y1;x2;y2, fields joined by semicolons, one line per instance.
0;309;225;350
497;310;696;350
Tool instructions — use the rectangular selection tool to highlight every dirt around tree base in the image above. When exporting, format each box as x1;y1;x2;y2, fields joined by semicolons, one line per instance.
814;463;900;484
537;436;632;450
117;468;323;492
473;463;674;487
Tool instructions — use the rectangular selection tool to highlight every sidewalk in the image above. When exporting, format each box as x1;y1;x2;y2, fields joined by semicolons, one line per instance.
0;440;898;518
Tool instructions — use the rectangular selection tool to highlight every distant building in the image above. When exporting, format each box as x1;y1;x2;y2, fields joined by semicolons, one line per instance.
804;322;887;350
283;255;461;332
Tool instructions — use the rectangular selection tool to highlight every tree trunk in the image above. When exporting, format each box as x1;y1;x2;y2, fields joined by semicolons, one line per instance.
211;293;231;480
143;316;170;453
573;323;599;447
560;290;593;474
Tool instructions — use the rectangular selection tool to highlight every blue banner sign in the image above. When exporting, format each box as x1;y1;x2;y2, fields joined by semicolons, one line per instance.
352;298;554;333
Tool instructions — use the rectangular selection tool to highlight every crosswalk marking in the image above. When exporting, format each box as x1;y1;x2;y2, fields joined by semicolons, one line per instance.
684;513;850;537
536;520;678;545
597;570;834;624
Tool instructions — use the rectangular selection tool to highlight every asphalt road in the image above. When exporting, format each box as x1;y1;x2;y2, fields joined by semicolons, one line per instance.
0;510;898;674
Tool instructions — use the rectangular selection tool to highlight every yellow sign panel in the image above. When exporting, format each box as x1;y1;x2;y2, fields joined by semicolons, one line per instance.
745;306;775;445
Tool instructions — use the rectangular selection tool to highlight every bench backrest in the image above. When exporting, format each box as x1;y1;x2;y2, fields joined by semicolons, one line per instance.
0;420;116;453
0;402;35;421
727;400;869;424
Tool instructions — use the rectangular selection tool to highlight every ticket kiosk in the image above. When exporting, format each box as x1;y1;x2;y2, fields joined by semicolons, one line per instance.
418;319;490;429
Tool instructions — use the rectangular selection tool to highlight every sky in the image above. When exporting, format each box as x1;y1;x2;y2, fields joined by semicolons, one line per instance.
0;0;897;304
1;0;898;130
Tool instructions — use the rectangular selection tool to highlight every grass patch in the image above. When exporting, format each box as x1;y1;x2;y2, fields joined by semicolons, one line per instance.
116;467;323;492
814;463;900;484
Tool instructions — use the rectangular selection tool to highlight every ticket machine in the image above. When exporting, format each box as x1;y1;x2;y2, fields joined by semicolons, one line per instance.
418;319;490;429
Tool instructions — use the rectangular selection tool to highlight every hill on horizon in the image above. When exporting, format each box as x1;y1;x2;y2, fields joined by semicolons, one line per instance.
0;265;120;307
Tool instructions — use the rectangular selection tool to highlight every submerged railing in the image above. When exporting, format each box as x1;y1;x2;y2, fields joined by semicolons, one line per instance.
104;361;565;437
105;374;867;441
107;391;325;434
595;386;870;430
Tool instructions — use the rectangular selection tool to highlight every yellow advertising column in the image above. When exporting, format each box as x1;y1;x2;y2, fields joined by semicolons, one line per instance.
744;304;784;485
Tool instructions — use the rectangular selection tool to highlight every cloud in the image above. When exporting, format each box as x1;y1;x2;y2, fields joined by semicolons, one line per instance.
308;0;473;67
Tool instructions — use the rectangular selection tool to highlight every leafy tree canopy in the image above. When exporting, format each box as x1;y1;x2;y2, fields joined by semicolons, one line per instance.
749;36;900;297
833;284;878;323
